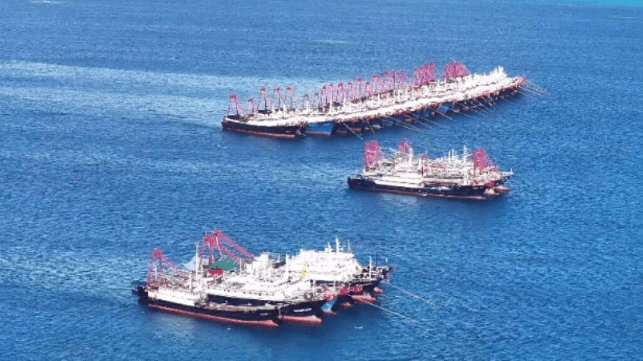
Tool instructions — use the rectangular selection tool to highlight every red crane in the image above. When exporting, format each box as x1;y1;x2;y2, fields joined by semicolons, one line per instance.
146;248;178;287
226;94;246;116
364;140;381;167
398;139;410;154
473;149;495;170
200;229;255;265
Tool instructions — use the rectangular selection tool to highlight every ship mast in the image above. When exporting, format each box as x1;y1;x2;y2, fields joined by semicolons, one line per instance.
194;241;201;289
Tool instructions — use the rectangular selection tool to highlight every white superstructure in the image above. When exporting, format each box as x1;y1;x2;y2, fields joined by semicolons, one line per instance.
283;238;364;284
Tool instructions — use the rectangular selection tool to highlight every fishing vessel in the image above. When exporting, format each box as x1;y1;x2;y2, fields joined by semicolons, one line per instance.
348;140;513;200
204;252;331;325
134;230;335;326
133;249;283;327
276;237;392;309
222;62;526;138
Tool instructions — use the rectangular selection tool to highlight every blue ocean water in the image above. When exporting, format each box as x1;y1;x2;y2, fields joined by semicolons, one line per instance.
1;0;642;359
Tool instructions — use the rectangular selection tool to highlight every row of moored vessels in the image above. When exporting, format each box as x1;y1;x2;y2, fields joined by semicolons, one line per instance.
137;62;521;327
133;230;392;327
222;62;526;138
348;140;513;200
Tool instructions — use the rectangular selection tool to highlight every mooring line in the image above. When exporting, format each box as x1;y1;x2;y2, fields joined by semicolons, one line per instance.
415;119;434;129
525;88;547;98
523;83;548;96
466;106;489;117
384;116;429;134
409;114;433;129
526;82;549;95
518;89;541;99
365;120;376;134
435;110;455;121
384;281;439;310
341;122;363;140
456;110;480;121
473;100;492;114
356;298;423;325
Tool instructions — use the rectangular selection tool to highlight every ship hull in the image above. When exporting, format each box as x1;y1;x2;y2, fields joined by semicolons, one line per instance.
304;121;336;136
321;299;337;314
148;304;279;327
351;293;377;303
284;300;325;316
335;294;354;309
281;300;326;325
347;177;490;200
206;291;325;325
222;118;302;139
136;286;280;327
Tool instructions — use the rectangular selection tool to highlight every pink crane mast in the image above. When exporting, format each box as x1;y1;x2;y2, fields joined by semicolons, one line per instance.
346;81;356;101
146;249;178;286
372;74;385;94
199;230;255;265
285;87;298;109
226;94;246;116
273;87;284;110
213;229;255;260
397;70;410;89
322;84;335;105
383;71;396;90
444;62;468;80
444;63;455;79
473;149;495;170
398;139;410;154
364;140;381;167
201;233;241;263
423;63;437;83
247;97;257;114
364;82;374;97
412;67;425;86
453;62;469;78
335;83;346;103
258;87;273;111
356;77;365;98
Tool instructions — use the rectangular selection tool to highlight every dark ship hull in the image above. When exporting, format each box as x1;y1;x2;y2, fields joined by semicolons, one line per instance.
135;286;281;327
281;300;327;325
222;90;520;139
347;176;493;200
206;290;326;325
222;118;302;139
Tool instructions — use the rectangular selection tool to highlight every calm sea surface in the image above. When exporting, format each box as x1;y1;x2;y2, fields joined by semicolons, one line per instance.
1;0;642;359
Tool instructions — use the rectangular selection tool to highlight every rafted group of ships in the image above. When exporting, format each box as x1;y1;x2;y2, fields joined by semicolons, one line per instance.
222;62;526;139
134;231;391;327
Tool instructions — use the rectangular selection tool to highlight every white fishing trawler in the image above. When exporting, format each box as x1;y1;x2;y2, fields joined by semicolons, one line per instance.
276;237;392;309
133;248;283;327
348;140;513;200
205;252;332;325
